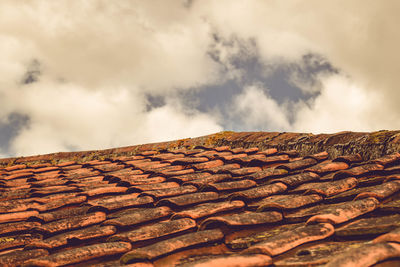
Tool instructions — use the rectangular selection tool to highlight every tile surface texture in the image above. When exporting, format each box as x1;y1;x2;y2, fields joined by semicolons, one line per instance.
0;131;400;266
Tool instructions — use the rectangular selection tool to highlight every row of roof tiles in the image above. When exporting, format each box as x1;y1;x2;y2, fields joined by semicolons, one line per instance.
0;144;400;266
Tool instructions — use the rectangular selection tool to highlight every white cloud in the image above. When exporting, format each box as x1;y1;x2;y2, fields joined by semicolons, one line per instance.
0;1;400;156
232;85;290;131
10;80;222;156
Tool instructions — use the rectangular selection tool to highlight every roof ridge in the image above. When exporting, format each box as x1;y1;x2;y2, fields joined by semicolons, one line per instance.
1;130;400;166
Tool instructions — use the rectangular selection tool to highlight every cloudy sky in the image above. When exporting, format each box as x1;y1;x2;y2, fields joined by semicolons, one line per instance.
0;0;399;157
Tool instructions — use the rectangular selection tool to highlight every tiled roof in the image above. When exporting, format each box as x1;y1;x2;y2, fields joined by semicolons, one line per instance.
0;131;400;266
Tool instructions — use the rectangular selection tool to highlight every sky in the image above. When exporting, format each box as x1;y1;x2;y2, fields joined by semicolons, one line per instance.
0;0;399;157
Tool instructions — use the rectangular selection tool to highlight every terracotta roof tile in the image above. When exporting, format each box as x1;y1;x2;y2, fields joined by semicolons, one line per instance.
183;254;272;267
230;182;287;200
103;207;172;227
302;177;358;197
336;214;400;237
374;226;400;243
1;131;400;266
270;172;320;187
244;223;334;256
200;211;282;229
252;194;322;211
306;197;379;224
305;160;349;174
141;185;198;198
205;179;256;192
108;218;196;243
172;200;245;220
183;174;230;187
0;249;48;266
29;225;116;249
157;192;219;207
120;229;224;263
325;242;400;267
34;211;106;234
24;242;132;266
276;158;317;171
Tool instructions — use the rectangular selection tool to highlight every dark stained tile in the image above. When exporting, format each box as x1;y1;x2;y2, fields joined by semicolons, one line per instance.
0;221;41;235
34;212;106;234
354;180;400;200
141;185;198;199
0;199;41;213
30;185;78;196
172;200;245;220
28;225;116;249
303;177;358;197
103;207;172;227
31;178;68;187
184;174;231;188
192;160;224;170
374;226;400;243
0;188;31;201
233;154;288;165
32;206;90;223
108;218;196;243
229;167;261;176
244;223;334;256
305;160;349;174
120;229;224;263
118;176;166;187
246;168;288;181
0;249;48;266
252;194;322;211
0;210;39;224
88;195;154;211
0;233;42;251
372;152;400;166
200;211;282;229
157;192;219;207
130;182;180;192
182;254;272;267
206;180;256;192
336;214;400;237
36;195;87;212
325;242;400;267
24;242;132;266
334;163;384;178
271;172;320;187
161;169;194;176
229;182;287;200
205;164;241;174
93;163;125;173
380;198;400;212
63;168;101;179
307;197;379;225
276;158;317;171
171;157;209;165
226;223;303;250
168;172;212;183
151;153;185;161
273;241;363;267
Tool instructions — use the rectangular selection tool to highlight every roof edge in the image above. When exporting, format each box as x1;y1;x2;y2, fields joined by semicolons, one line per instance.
1;130;400;166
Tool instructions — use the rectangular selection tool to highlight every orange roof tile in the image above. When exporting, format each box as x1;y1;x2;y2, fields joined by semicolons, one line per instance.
0;131;400;266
